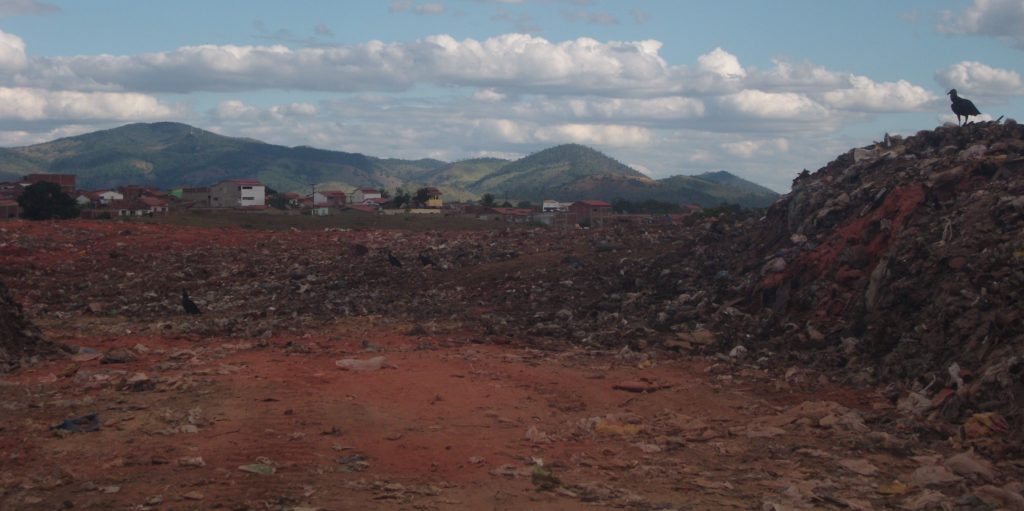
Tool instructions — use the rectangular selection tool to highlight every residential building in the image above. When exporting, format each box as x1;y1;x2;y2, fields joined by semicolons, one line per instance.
116;185;163;200
422;187;443;208
181;187;211;205
77;190;124;207
569;200;613;227
209;179;265;208
313;190;348;206
472;206;532;223
139;196;169;214
25;174;76;194
542;200;570;212
106;200;154;217
282;192;302;207
349;187;382;205
0;181;26;200
0;199;18;219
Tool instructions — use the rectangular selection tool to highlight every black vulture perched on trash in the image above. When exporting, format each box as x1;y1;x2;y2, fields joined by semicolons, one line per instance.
181;289;201;315
948;89;981;126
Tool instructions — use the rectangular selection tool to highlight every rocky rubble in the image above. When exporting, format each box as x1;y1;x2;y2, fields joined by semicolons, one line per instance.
0;279;65;372
747;121;1024;432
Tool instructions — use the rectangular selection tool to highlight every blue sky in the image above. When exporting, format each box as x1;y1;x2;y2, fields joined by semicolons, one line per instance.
1;0;1022;191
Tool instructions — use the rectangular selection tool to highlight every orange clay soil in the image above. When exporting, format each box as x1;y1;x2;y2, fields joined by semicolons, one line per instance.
0;220;969;510
0;323;896;510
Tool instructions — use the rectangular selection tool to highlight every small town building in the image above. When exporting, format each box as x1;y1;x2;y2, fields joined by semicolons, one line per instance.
0;199;19;219
542;200;570;212
569;200;613;227
422;187;443;208
107;200;153;217
209;179;265;208
473;207;532;223
313;190;348;207
0;181;27;200
139;196;169;214
116;185;164;200
25;174;76;194
282;192;302;207
181;187;211;205
442;202;469;215
349;188;382;205
77;190;124;207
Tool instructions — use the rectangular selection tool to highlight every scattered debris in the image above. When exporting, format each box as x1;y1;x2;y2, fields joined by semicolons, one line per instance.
51;413;100;433
336;356;394;371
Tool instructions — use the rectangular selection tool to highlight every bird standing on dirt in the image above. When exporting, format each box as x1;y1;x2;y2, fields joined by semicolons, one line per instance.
948;89;981;126
386;251;402;268
418;252;436;267
181;289;201;315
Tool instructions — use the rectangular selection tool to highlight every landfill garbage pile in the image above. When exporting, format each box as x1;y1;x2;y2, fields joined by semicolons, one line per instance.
0;279;65;372
0;121;1019;426
748;121;1023;404
477;121;1024;434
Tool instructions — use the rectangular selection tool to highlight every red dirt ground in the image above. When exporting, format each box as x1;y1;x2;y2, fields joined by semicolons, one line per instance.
0;220;992;510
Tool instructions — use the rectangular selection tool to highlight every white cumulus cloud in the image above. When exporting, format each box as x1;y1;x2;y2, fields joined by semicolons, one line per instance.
822;76;935;112
534;123;652;146
722;137;789;158
0;30;27;71
718;90;828;120
696;47;746;79
939;0;1024;49
212;100;261;121
0;87;174;121
935;61;1024;96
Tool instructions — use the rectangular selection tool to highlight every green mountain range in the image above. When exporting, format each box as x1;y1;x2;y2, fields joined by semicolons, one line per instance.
0;122;779;207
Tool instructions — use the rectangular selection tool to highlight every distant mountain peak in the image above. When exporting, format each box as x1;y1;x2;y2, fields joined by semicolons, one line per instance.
0;122;780;208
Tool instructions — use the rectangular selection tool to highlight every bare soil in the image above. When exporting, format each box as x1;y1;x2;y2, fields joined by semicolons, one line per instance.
0;219;1019;510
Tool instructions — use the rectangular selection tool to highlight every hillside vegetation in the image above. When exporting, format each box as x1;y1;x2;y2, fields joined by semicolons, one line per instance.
1;122;778;207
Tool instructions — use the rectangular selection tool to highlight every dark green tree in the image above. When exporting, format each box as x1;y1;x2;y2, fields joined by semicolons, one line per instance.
516;200;533;210
392;188;411;208
267;193;289;210
480;193;496;207
17;182;80;220
413;187;432;206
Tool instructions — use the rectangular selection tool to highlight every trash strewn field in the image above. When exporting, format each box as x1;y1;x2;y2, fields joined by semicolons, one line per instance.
1;121;1022;509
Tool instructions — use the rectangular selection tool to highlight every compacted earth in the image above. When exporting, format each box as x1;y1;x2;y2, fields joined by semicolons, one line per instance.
1;219;1022;511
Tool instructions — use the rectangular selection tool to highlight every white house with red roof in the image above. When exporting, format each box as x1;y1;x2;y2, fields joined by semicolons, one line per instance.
349;187;382;205
210;179;265;208
76;190;124;207
313;190;348;206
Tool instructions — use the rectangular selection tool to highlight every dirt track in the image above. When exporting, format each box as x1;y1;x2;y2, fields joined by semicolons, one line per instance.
1;220;1021;510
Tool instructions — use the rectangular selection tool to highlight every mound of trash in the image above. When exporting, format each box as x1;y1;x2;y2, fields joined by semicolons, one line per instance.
726;121;1024;419
547;120;1023;428
0;279;64;372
